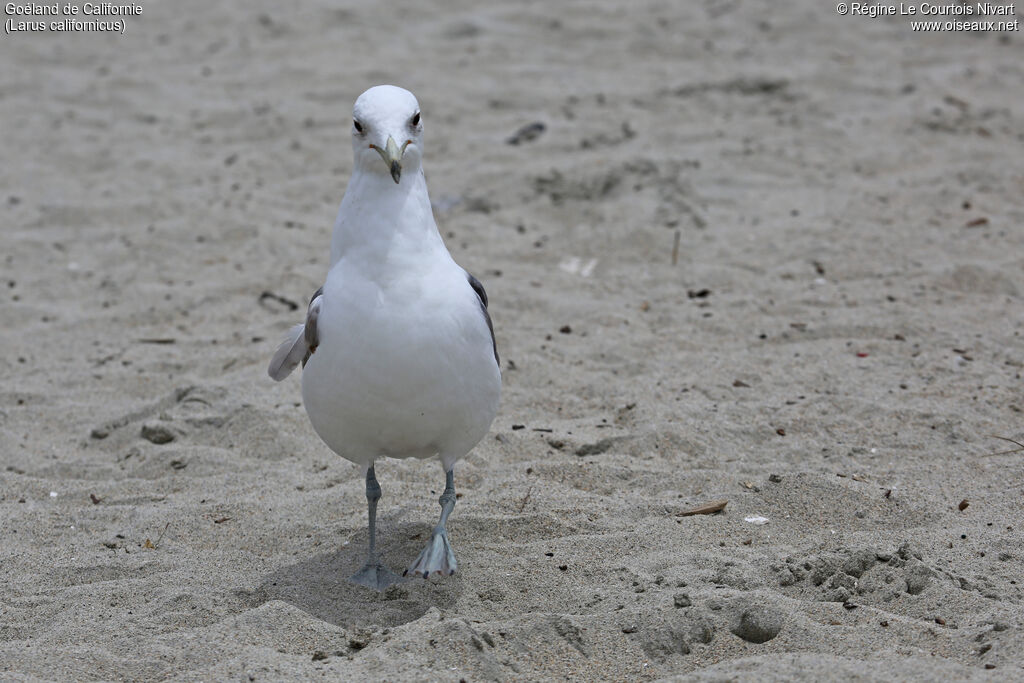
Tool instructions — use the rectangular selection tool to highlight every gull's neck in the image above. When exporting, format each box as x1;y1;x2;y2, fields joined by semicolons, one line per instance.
329;167;445;271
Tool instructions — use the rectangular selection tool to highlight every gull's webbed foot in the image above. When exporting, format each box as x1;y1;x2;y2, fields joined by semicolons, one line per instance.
349;562;404;591
404;527;457;579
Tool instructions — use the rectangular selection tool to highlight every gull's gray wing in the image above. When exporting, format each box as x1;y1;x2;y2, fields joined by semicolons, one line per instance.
268;286;323;381
467;273;498;366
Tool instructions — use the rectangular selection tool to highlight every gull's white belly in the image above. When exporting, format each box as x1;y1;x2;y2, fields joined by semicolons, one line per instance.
301;266;500;468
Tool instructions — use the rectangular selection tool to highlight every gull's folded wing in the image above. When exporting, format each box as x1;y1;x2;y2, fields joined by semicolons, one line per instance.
467;273;498;366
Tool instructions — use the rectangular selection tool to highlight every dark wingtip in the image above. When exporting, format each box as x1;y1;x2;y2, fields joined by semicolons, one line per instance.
390;161;401;183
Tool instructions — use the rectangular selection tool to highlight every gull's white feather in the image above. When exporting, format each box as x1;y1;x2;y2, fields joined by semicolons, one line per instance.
268;290;323;381
267;323;306;381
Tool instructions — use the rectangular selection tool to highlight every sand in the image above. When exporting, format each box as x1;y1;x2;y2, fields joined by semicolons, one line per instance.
2;0;1023;680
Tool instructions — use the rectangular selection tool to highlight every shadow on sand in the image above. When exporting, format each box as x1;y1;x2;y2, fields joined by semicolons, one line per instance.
251;520;464;629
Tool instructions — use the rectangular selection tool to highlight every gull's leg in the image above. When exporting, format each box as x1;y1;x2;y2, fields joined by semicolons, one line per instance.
405;468;458;579
349;465;403;590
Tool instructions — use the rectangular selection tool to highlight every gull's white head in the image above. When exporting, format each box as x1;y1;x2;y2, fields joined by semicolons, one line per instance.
351;85;423;184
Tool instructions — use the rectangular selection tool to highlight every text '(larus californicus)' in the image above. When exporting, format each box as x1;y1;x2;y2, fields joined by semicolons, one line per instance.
268;85;501;590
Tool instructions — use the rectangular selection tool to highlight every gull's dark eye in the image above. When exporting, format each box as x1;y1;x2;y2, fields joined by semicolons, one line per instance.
410;111;420;127
353;119;363;133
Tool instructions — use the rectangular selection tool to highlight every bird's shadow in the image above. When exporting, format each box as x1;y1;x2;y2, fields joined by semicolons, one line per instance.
251;520;464;629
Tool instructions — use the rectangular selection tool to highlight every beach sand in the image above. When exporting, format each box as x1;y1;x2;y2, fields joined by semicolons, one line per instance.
1;0;1022;679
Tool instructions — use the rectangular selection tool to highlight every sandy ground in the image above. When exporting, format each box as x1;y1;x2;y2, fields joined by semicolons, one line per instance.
2;0;1023;680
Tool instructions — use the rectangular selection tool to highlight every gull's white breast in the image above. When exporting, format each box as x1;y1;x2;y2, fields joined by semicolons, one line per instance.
301;250;501;469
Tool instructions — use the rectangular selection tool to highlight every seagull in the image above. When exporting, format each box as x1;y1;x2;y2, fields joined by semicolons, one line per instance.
267;85;501;590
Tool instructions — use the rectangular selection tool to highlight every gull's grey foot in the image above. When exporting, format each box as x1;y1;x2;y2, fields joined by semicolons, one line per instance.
404;527;457;579
350;562;404;590
349;465;403;591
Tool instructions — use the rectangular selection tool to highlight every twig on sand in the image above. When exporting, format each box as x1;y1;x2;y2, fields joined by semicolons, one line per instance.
518;486;533;513
259;290;299;312
671;230;680;266
677;499;728;516
153;522;170;548
983;435;1024;456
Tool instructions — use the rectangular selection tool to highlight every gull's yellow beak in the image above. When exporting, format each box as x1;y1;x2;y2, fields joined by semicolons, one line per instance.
370;136;408;184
